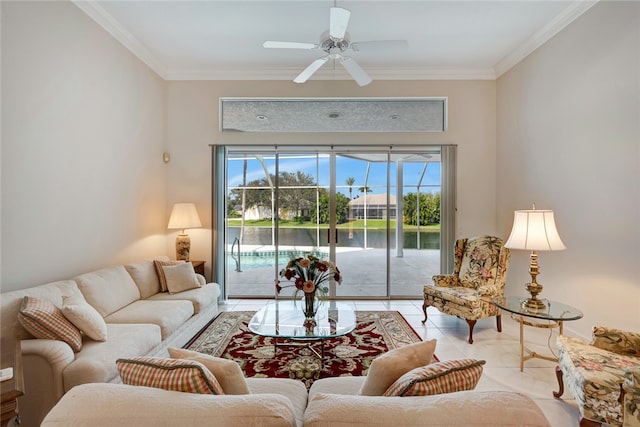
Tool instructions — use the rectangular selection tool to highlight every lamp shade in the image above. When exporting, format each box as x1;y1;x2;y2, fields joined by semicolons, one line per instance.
504;209;566;251
167;203;202;230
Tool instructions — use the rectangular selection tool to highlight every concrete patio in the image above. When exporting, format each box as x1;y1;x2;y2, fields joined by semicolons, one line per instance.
225;246;440;299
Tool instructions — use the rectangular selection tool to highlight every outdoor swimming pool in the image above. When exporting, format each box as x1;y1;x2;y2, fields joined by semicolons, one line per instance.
226;250;328;271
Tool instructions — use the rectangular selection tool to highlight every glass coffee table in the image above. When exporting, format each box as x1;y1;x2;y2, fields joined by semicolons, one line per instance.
248;299;356;362
492;296;583;371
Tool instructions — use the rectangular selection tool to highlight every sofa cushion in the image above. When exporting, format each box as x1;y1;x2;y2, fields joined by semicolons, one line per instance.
147;282;219;314
61;295;107;341
154;260;185;292
383;358;485;396
104;300;194;339
168;347;250;395
125;259;163;299
117;357;225;395
358;339;437;396
18;296;83;352
42;383;299;427
62;323;162;391
303;391;552;427
75;266;141;317
161;262;201;294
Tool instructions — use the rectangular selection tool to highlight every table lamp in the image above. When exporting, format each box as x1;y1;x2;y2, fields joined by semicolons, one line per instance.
168;203;202;261
504;206;566;310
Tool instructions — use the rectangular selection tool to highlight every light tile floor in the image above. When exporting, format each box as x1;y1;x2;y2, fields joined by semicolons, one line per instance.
220;298;599;427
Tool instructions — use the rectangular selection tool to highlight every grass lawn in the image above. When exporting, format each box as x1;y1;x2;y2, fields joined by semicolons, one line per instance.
227;218;440;231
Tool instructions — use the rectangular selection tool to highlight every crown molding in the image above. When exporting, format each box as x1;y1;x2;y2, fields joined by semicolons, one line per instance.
166;66;496;81
494;0;599;77
72;0;168;79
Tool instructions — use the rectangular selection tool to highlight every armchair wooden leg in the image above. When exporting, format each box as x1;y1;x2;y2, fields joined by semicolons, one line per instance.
496;314;502;332
466;319;477;344
553;365;564;398
421;301;428;324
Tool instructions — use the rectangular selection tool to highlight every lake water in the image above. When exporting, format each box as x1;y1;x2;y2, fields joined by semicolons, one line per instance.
228;226;440;251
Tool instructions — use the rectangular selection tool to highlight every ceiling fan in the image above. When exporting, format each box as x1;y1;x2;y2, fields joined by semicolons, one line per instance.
263;7;408;87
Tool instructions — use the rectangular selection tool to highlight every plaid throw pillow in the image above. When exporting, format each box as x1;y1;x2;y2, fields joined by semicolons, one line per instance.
116;357;225;395
17;296;83;352
383;359;485;397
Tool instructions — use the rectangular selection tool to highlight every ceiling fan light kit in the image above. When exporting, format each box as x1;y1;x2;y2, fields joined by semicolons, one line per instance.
263;7;408;87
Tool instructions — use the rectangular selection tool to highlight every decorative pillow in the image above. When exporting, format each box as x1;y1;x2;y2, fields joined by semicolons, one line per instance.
383;358;486;397
153;260;185;292
161;262;201;294
168;347;250;395
17;296;83;352
61;295;108;341
358;339;437;396
116;357;224;395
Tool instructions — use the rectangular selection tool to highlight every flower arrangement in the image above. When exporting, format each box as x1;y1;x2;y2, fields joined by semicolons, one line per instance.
276;253;342;302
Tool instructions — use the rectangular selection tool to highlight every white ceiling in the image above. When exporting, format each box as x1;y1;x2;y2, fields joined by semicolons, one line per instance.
74;1;598;81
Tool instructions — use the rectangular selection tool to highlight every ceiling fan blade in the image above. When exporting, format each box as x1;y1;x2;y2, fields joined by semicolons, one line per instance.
350;40;409;52
294;57;329;83
339;57;372;87
263;41;317;50
329;7;350;40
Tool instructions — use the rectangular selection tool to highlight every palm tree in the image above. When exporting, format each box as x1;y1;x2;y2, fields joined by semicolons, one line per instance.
345;177;356;199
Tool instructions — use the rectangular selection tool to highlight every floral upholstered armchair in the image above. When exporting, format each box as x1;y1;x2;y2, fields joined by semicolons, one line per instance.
422;235;510;344
554;326;640;427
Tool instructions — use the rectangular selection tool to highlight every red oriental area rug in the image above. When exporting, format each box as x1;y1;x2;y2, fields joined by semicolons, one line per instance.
185;310;424;389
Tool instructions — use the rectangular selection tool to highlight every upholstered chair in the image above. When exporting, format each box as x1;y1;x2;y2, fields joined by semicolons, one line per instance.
554;326;640;427
422;235;510;344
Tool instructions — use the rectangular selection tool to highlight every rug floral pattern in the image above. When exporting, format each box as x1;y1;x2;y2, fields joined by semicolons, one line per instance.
186;310;422;389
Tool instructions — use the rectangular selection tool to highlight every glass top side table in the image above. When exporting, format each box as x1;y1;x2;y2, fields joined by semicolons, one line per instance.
492;296;583;371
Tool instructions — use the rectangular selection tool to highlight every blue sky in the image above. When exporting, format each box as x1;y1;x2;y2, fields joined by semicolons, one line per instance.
227;154;441;197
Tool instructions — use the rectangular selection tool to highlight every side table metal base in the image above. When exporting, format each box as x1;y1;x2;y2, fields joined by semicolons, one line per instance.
514;314;562;372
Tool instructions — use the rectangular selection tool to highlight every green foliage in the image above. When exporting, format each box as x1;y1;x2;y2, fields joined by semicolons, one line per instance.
310;192;350;224
403;192;440;225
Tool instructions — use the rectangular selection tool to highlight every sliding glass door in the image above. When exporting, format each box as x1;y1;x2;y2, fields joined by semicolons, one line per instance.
222;146;447;299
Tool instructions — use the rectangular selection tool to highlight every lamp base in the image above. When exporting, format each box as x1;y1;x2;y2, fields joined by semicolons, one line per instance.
522;281;547;310
175;234;191;261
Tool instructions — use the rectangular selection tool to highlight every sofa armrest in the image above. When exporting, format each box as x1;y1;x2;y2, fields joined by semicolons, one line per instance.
432;274;459;287
21;338;75;396
20;339;75;427
477;284;502;297
591;326;640;356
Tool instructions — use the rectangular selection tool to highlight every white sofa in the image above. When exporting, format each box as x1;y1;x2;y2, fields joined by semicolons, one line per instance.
0;257;220;427
41;376;553;427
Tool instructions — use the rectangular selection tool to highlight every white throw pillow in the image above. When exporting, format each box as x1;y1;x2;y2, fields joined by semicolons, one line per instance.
358;339;437;396
161;262;201;294
61;295;108;341
168;347;250;395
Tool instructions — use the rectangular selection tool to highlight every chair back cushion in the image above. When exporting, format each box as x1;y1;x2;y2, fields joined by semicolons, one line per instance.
457;236;505;289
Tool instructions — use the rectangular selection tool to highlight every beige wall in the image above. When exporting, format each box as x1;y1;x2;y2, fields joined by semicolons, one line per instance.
496;1;640;337
166;79;498;271
1;1;168;291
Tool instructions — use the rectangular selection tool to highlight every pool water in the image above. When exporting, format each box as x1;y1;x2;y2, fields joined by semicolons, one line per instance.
226;250;328;271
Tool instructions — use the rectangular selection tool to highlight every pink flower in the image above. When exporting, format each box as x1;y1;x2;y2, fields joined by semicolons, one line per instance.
302;280;315;293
